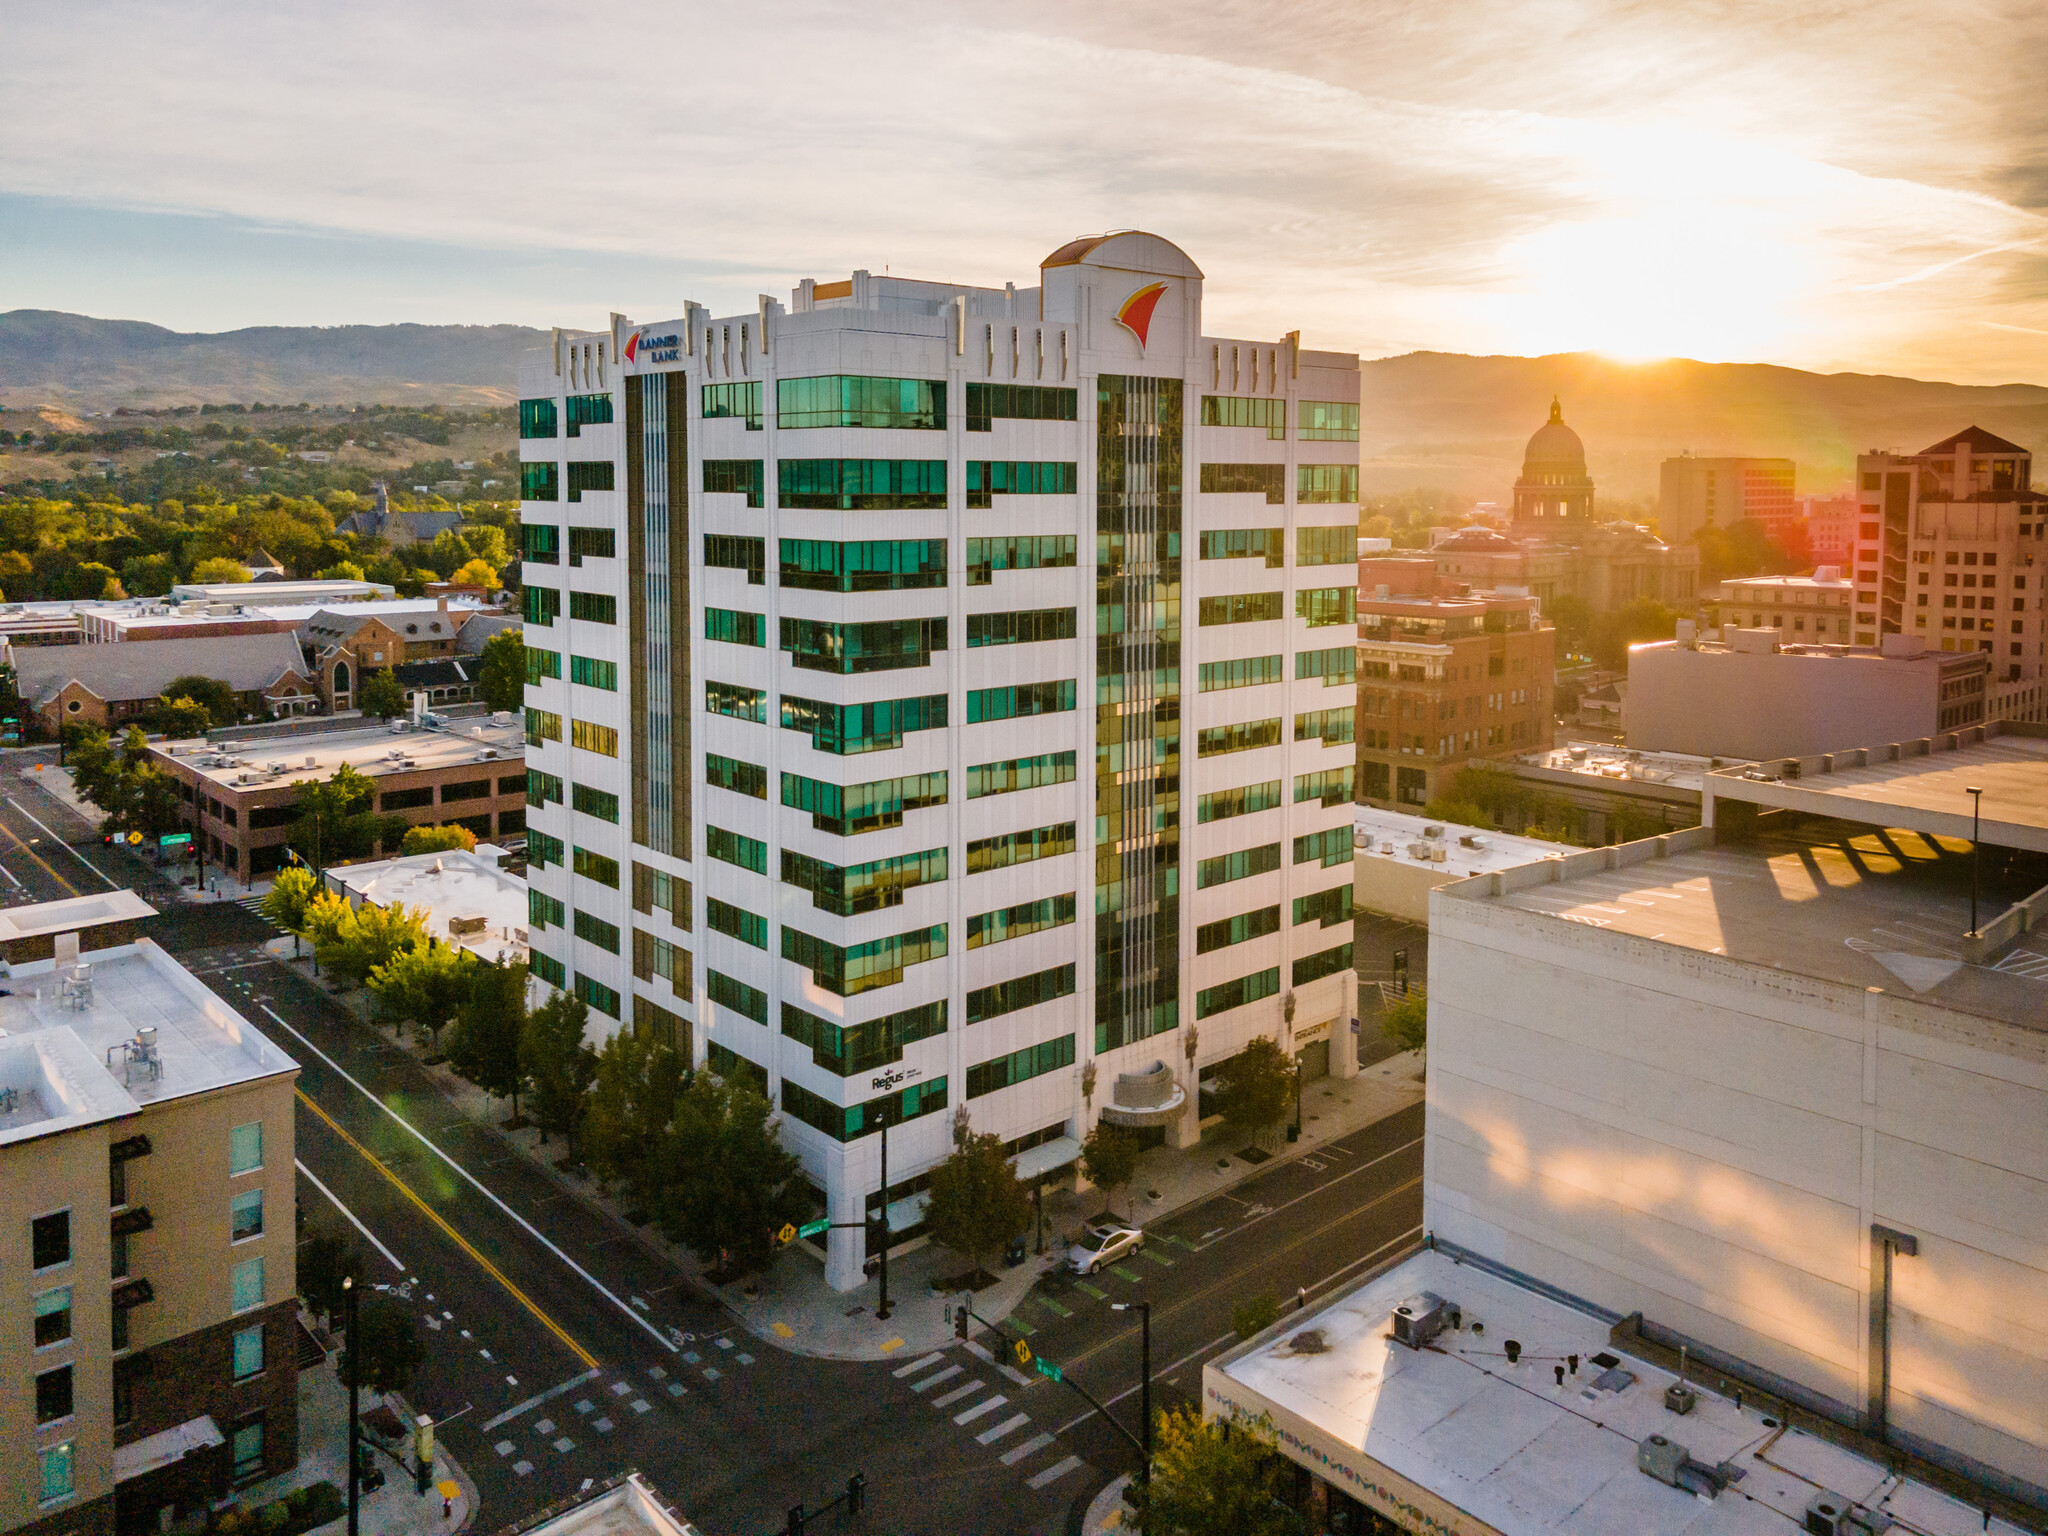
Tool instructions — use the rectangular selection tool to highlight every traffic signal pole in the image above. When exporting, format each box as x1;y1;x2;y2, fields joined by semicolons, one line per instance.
956;1301;1148;1466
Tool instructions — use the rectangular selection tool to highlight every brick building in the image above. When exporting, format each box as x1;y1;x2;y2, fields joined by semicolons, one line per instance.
1356;563;1555;809
150;718;527;882
10;635;317;734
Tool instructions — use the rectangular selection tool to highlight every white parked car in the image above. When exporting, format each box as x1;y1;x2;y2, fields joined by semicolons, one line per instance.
1066;1220;1144;1276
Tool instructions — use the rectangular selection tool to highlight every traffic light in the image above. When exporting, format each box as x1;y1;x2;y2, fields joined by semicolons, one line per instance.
954;1301;970;1340
845;1474;865;1515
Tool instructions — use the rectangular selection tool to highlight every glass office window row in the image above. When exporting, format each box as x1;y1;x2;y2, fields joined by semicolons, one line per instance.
965;750;1075;799
530;950;567;988
1200;463;1285;503
1197;779;1281;823
632;863;691;928
780;538;946;592
527;768;564;806
781;692;947;755
571;719;618;756
967;892;1076;949
566;462;614;502
1199;528;1283;567
525;707;562;744
777;375;945;430
1294;825;1351;867
782;845;947;917
967;679;1075;723
526;646;561;685
1295;766;1354;805
706;897;768;949
965;382;1077;430
569;591;616;624
634;930;690;990
1294;883;1352;928
781;770;946;835
522;523;560;564
704;458;765;507
528;830;565;868
965;961;1076;1024
709;967;769;1023
1197;842;1281;889
572;845;620;886
519;398;558;439
705;533;766;584
565;393;613;436
1293;940;1354;986
966;534;1077;584
1297;645;1354;687
966;1033;1076;1098
1297;586;1356;627
1200;395;1286;438
1196;904;1280;954
569;526;615;564
965;820;1076;873
528;888;566;930
1298;464;1358;504
1196;717;1281;756
708;825;768;874
781;1076;948;1142
779;459;947;510
782;923;947;998
574;973;622;1020
781;616;946;674
571;654;617;690
706;681;768;722
523;586;560;627
706;608;767;647
1298;401;1359;441
706;1041;766;1093
706;753;768;799
573;910;620;953
967;608;1076;648
1297;526;1354;566
1296;706;1355;744
1198;655;1282;692
1196;965;1279;1019
572;782;620;823
781;1000;946;1077
965;461;1078;506
702;380;763;429
1199;591;1284;626
521;461;559;502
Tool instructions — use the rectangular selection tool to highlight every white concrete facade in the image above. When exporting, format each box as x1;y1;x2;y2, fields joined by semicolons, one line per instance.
1426;831;2048;1502
518;233;1357;1289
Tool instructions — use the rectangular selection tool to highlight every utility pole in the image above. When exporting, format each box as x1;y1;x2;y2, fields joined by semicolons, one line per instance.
344;1275;360;1536
874;1097;893;1322
1111;1300;1153;1487
1966;785;1984;935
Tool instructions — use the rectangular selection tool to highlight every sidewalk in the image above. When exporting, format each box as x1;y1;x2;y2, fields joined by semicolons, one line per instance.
277;944;1424;1364
233;1334;479;1536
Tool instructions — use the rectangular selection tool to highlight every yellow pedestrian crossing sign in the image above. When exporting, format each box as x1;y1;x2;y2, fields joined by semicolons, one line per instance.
776;1223;797;1246
127;832;143;845
1013;1339;1033;1369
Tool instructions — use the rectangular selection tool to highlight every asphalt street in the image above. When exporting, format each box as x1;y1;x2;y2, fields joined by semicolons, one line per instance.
0;749;1428;1535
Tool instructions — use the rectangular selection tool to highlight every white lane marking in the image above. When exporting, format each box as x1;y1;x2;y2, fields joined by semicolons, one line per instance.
4;797;121;889
479;1368;605;1431
892;1351;946;1379
977;1412;1031;1445
296;1158;404;1271
999;1432;1055;1466
1191;1136;1421;1252
1028;1455;1084;1489
261;1005;677;1354
931;1379;985;1408
954;1394;1009;1425
909;1364;963;1393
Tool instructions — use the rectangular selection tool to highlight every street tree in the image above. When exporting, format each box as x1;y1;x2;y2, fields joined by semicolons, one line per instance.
661;1071;807;1278
346;1298;424;1396
368;940;475;1050
357;667;406;720
159;675;240;728
288;762;405;870
580;1026;687;1212
924;1122;1032;1286
188;556;252;584
1216;1036;1297;1152
297;1229;364;1328
320;902;428;991
148;696;213;740
452;557;500;589
398;823;475;856
1126;1407;1312;1536
521;990;596;1148
76;727;186;843
1380;987;1427;1058
1079;1120;1144;1221
475;629;525;713
262;865;320;956
447;961;529;1124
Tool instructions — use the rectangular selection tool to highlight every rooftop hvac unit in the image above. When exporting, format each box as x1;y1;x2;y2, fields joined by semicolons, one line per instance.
303;755;316;768
1804;1493;1893;1534
447;913;488;937
1390;1292;1449;1349
268;762;288;774
1430;845;1448;863
1422;824;1445;839
492;711;512;726
1637;1435;1687;1488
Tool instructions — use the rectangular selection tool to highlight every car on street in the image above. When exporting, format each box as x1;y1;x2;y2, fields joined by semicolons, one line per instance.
1066;1219;1144;1275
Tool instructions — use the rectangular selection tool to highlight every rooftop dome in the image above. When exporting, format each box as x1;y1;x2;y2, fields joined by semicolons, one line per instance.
1523;397;1586;471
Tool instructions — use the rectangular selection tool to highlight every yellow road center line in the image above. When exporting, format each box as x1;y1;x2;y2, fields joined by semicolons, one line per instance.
0;814;80;898
295;1088;597;1371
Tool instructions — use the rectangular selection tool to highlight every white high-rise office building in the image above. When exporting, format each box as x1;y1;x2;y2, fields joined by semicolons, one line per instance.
517;233;1359;1290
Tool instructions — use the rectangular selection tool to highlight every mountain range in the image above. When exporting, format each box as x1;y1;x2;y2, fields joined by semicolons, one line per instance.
6;309;2045;501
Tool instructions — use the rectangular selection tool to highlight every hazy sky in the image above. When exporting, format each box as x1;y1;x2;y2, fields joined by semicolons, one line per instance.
5;0;2046;381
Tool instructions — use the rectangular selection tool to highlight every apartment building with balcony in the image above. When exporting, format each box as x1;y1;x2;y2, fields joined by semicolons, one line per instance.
1853;427;2048;722
0;896;299;1536
517;232;1359;1290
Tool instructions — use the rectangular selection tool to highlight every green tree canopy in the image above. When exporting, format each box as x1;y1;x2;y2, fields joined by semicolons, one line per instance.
147;696;214;739
288;762;404;869
368;939;476;1048
660;1071;808;1278
476;629;525;713
447;961;529;1121
317;900;428;990
71;726;184;840
345;1298;424;1396
925;1120;1033;1285
262;865;321;955
1127;1408;1313;1536
297;1229;364;1328
188;556;252;584
1215;1036;1297;1151
398;823;476;856
357;666;406;720
520;991;596;1147
160;675;240;728
581;1027;689;1214
1079;1120;1144;1221
1380;987;1427;1057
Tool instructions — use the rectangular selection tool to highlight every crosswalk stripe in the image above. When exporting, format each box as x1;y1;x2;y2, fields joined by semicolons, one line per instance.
1028;1455;1085;1489
999;1431;1055;1466
892;1352;946;1379
932;1380;984;1408
1036;1296;1073;1318
954;1394;1008;1425
976;1412;1031;1445
909;1364;963;1393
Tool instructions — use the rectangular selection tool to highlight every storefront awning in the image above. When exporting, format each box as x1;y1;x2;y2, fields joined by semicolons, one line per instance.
1010;1135;1081;1182
114;1415;223;1483
884;1189;931;1234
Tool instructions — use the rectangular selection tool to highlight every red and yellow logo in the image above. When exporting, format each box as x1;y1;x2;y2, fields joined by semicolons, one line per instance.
1114;283;1168;348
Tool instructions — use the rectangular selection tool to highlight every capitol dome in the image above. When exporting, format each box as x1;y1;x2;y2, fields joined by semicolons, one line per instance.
1512;396;1595;527
1522;397;1586;471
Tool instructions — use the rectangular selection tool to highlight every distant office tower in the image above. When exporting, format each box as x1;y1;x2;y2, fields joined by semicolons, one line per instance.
1855;426;2048;721
517;234;1358;1290
1798;492;1859;567
1511;398;1595;527
1657;454;1797;547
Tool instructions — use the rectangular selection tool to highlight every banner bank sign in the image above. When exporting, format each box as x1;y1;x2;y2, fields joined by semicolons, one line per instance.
625;329;681;366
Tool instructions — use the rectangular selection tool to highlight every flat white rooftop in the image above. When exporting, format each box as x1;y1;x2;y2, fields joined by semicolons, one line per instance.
1515;743;1723;794
0;889;154;942
157;718;524;791
504;1473;701;1536
327;849;527;965
0;941;294;1141
1355;805;1575;879
1207;1249;2032;1536
168;579;394;602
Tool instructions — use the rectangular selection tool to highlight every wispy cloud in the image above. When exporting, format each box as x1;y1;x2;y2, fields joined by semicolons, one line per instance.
3;0;2045;379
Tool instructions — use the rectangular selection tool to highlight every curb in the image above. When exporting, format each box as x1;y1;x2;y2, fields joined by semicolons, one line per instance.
1081;1473;1133;1535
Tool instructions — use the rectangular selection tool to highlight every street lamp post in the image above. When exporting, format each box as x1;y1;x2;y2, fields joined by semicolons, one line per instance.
344;1276;360;1536
1111;1300;1153;1487
1966;785;1984;936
